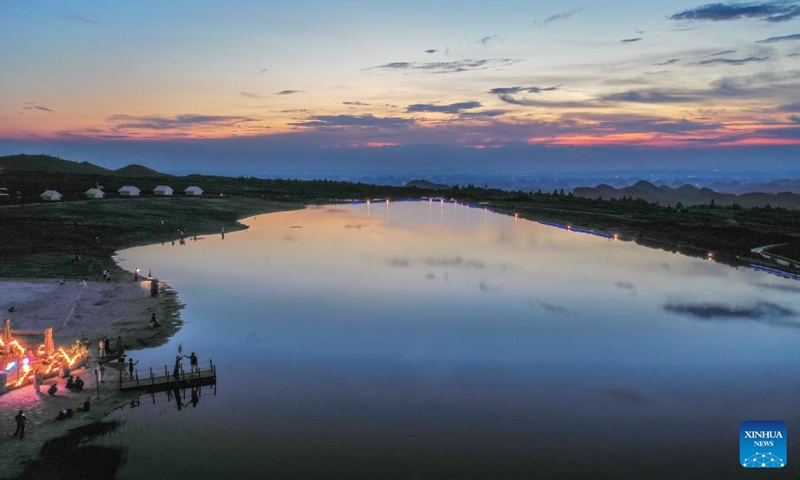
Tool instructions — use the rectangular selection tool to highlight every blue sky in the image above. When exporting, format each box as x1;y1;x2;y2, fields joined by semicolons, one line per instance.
1;0;799;175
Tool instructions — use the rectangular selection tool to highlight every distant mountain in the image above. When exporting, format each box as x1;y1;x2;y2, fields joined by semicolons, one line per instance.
404;179;452;190
0;154;168;177
114;164;171;177
709;178;800;195
573;180;800;209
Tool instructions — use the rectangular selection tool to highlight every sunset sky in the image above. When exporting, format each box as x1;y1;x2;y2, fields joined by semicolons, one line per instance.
2;0;800;174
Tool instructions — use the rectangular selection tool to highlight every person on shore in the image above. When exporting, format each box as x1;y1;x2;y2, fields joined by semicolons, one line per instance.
172;355;182;379
74;376;84;392
80;398;90;412
66;375;76;391
14;410;26;438
47;383;57;396
149;313;160;328
103;337;110;356
128;358;138;380
98;339;105;358
188;352;198;374
56;409;73;420
95;362;105;383
33;368;41;393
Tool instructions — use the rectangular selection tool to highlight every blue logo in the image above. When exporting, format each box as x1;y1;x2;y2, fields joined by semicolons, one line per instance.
740;421;786;468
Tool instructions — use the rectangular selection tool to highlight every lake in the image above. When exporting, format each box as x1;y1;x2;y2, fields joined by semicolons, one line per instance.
109;201;800;479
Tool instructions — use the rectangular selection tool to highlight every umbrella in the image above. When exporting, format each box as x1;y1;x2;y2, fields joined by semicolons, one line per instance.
44;327;55;356
3;319;12;344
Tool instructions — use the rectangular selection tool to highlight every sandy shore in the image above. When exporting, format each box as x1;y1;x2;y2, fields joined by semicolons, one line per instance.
0;277;183;478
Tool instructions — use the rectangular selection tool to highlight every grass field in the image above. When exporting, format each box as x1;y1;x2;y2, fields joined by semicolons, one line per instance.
0;196;303;278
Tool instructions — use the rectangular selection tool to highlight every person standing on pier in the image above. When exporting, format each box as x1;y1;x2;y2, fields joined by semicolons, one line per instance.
98;338;105;358
188;352;198;374
128;358;138;380
173;355;182;379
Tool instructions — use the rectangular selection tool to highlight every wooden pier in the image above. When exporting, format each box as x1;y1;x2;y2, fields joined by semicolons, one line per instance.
118;359;216;393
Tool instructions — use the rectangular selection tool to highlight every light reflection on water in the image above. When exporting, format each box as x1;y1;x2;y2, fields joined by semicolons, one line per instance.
108;202;800;479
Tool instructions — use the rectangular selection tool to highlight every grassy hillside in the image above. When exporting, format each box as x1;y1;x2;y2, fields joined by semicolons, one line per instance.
0;197;304;278
0;154;112;175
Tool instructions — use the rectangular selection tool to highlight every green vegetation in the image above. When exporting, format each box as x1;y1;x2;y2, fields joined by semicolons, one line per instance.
0;197;303;278
455;186;800;264
1;154;799;278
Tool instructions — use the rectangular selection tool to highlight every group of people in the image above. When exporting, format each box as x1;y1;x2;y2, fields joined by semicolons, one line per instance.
98;336;125;358
30;367;63;396
172;351;199;379
65;375;85;392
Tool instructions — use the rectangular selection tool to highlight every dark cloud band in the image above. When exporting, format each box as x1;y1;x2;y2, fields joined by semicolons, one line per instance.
671;1;800;23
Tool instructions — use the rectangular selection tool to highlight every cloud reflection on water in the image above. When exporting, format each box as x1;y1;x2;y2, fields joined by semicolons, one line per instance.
756;282;800;293
664;301;798;327
532;298;570;314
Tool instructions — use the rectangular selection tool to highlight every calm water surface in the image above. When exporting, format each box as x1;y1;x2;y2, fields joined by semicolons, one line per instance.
107;201;800;479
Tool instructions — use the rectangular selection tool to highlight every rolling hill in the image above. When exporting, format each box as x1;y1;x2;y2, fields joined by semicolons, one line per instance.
404;179;452;190
0;154;168;177
113;164;171;177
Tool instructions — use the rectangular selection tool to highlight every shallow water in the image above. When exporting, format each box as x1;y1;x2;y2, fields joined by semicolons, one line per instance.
108;201;800;478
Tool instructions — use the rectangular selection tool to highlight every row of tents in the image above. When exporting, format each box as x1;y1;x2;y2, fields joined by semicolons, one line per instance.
40;185;204;201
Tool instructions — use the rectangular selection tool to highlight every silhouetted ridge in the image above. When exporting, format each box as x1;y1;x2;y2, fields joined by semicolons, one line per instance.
0;154;169;177
573;180;800;209
0;154;112;175
114;164;171;177
404;179;452;190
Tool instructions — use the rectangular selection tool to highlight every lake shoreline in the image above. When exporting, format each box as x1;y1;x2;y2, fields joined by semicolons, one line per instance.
0;277;184;479
0;200;305;479
0;196;797;478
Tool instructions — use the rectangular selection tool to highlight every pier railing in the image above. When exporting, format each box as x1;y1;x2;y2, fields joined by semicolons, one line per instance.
118;359;216;391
